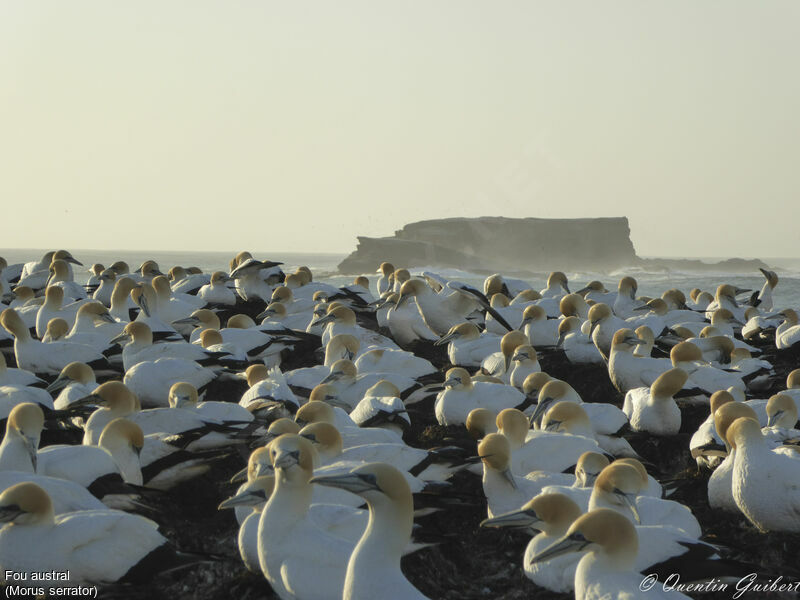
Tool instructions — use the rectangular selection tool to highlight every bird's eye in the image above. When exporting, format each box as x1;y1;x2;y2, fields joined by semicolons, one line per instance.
571;532;586;542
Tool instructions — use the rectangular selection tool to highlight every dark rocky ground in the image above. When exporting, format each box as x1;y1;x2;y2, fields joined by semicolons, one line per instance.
3;313;800;600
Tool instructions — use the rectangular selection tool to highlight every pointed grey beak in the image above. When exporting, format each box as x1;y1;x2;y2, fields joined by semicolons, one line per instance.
528;534;589;565
309;472;378;494
172;316;200;326
442;377;459;389
615;489;641;523
110;331;130;345
310;314;335;328
320;371;342;385
434;332;456;347
0;504;25;523
589;320;600;335
229;466;249;483
24;436;38;472
530;397;554;427
575;286;590;296
218;489;268;510
273;449;300;470
767;410;783;428
480;508;542;531
46;376;70;394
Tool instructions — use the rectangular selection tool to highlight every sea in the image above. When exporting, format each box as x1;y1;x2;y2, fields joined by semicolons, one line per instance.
2;248;799;309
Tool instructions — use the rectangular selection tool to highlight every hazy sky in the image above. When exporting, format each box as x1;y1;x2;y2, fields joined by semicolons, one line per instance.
2;1;798;257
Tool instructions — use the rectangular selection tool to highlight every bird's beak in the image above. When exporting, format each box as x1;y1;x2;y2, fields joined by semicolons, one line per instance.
218;489;268;510
434;332;456;346
46;376;70;394
767;410;784;428
480;508;542;531
309;472;378;494
272;449;300;470
528;534;589;565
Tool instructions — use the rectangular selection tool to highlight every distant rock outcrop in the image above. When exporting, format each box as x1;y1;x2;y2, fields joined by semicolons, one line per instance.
337;217;772;275
337;217;638;274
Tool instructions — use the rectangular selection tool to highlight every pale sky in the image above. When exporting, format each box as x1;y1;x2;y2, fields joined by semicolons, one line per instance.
2;1;798;257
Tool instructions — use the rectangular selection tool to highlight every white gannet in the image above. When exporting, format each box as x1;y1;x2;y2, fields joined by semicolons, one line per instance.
434;322;500;368
35;286;82;338
130;284;181;340
295;397;404;447
48;361;98;411
348;381;410;436
108;276;139;323
755;268;778;311
257;434;353;600
539;271;570;299
477;433;574;517
151;275;204;324
497;408;603;475
625;299;668;338
0;352;44;388
775;309;800;349
542;402;641;460
529;509;692;600
197;271;236;306
0;403;43;472
480;330;528;382
123;357;216;408
310;463;430;600
0;472;106;513
704;284;748;322
480;493;586;593
1;308;109;376
588;463;701;537
114;321;230;371
434;368;525;426
612;276;642;319
559;293;591;321
46;259;87;301
169;266;210;295
520;305;559;347
0;482;201;585
588;304;628;360
670;341;745;395
354;348;435;379
257;302;314;332
64;302;122;350
313;305;399;350
576;281;615;306
608;329;672;394
622;368;688;436
383;293;439;347
708;401;760;512
91;268;117;306
239;365;299;418
532;380;628;437
557;317;604;365
319;360;417;412
377;262;394;296
728;416;800;532
41;317;69;342
508;344;541;389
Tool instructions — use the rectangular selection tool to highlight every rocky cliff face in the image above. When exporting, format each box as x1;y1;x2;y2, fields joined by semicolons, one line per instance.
337;216;638;274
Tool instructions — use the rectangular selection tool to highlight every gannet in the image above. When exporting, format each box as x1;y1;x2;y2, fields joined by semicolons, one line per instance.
708;401;760;512
1;308;109;376
0;352;44;388
197;271;236;306
576;281;615;305
477;433;574;517
608;329;672;394
397;278;509;337
168;266;210;295
0;403;43;472
41;317;69;342
542;402;641;460
559;293;591;320
531;380;628;436
622;368;688;436
49;361;98;411
539;272;570;299
558;317;604;365
480;493;586;593
108;276;139;322
520;305;559;347
257;302;314;332
319;359;417;411
0;482;203;585
354;348;435;379
123;357;216;408
741;306;782;340
310;463;430;600
435;368;525;426
497;408;603;475
434;322;500;367
313;305;399;350
612;276;642;319
151;275;204;324
0;472;106;514
589;464;701;537
348;381;410;436
383;294;439;347
480;330;528;382
230;257;282;303
35;286;81;338
130;284;181;340
588;304;628;360
530;509;692;600
670;341;745;395
377;262;394;295
775;309;800;349
257;434;353;600
729;416;800;532
46;259;87;301
168;382;254;432
755;268;778;311
704;284;749;322
508;344;541;389
63;301;122;351
239;365;299;418
114;321;230;371
295;396;404;446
